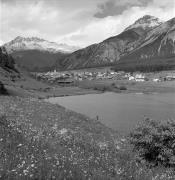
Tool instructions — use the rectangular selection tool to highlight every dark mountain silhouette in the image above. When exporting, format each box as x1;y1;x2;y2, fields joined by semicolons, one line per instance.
12;50;67;72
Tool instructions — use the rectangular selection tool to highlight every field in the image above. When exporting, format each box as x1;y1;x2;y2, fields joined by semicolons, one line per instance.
0;69;99;98
78;79;175;94
0;96;120;179
1;66;175;99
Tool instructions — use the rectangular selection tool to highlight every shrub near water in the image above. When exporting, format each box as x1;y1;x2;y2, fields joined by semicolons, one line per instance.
130;118;175;167
0;81;8;95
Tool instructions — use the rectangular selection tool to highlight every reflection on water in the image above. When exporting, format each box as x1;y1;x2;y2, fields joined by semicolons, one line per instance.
47;92;175;134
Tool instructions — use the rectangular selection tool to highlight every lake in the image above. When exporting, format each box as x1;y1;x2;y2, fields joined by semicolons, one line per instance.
46;92;175;134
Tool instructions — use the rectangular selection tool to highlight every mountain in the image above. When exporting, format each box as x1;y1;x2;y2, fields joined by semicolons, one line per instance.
61;15;163;70
4;36;79;53
4;16;174;72
3;36;77;72
124;15;162;34
114;17;175;72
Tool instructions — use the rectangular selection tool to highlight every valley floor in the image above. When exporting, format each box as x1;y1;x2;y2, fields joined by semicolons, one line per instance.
1;67;175;98
3;76;175;99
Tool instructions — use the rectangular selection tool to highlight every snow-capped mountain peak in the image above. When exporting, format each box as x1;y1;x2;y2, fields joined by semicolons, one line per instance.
13;36;45;43
4;36;80;54
125;15;163;32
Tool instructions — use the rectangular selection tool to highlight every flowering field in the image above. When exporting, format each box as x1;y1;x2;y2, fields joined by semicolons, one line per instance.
0;96;121;179
0;96;175;179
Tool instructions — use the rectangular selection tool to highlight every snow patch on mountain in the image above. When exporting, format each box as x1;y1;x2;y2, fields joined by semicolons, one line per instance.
125;15;163;31
4;36;80;54
140;17;175;50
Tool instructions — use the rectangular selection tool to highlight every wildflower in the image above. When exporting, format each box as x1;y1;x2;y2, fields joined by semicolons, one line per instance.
59;128;68;135
116;145;120;150
22;160;25;165
23;169;28;175
17;144;23;147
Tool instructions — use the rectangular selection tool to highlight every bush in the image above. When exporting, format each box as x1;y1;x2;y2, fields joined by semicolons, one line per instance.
111;83;116;87
0;81;8;95
93;85;109;92
119;86;127;90
130;118;175;167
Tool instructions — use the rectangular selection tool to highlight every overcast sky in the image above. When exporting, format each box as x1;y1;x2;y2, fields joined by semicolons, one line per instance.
0;0;174;47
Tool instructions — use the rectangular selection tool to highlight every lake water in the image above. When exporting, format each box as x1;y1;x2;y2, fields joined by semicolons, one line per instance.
47;92;175;134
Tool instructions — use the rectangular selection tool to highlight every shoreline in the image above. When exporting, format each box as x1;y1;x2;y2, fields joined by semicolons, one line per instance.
42;84;175;99
3;75;175;99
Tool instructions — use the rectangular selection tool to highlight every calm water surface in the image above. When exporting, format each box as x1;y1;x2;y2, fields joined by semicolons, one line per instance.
47;92;175;134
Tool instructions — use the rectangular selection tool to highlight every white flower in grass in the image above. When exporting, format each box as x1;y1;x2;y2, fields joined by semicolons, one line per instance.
17;144;23;147
59;128;68;135
23;169;28;175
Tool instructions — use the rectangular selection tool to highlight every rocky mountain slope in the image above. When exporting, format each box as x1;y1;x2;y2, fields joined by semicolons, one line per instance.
114;17;175;71
124;15;162;33
62;15;164;70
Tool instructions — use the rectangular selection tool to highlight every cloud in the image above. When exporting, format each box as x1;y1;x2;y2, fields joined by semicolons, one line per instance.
0;0;174;47
94;0;150;18
0;0;97;43
59;0;175;47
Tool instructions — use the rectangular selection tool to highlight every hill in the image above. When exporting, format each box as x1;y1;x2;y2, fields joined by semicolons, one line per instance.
12;49;67;72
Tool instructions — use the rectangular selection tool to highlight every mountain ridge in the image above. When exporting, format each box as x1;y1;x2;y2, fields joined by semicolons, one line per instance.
2;15;175;72
114;17;175;72
3;37;74;72
4;36;80;54
124;15;163;33
61;15;165;70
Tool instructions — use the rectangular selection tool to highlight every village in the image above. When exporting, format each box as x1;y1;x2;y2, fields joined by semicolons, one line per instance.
33;69;175;85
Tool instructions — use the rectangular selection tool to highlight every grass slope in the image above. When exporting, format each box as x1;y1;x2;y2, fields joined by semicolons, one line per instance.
0;96;175;179
0;96;120;179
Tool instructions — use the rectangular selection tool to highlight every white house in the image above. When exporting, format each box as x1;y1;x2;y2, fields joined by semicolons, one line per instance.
135;74;145;82
153;78;160;82
129;76;135;81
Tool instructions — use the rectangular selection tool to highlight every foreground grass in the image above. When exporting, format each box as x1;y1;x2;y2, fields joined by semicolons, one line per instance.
0;96;120;179
0;96;175;179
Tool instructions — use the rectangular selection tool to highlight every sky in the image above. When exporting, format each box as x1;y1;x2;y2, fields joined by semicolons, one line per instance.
0;0;174;47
